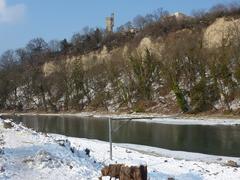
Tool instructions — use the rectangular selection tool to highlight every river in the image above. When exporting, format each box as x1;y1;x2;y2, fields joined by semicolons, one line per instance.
5;115;240;157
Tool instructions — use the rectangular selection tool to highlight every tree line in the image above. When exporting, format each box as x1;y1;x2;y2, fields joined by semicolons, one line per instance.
0;3;240;114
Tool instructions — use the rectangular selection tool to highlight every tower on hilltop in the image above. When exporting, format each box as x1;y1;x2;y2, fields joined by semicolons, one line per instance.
106;13;114;33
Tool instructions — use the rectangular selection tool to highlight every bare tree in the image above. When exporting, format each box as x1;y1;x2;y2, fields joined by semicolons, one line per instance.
133;15;147;30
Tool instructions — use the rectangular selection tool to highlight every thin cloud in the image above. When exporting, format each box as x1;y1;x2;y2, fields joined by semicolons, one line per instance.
0;0;26;24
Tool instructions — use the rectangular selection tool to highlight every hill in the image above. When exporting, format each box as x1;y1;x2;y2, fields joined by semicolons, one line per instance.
0;3;240;115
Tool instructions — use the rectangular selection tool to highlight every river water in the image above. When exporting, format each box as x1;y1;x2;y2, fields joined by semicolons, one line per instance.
6;115;240;157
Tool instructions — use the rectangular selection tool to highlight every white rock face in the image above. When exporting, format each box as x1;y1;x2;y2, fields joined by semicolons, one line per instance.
138;37;152;51
66;45;114;70
137;37;164;57
204;17;240;48
122;45;129;58
43;62;57;77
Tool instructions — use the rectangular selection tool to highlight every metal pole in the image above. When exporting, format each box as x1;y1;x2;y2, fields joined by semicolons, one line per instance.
109;117;112;160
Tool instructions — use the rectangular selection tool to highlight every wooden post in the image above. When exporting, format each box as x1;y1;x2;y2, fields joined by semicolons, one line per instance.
109;117;112;160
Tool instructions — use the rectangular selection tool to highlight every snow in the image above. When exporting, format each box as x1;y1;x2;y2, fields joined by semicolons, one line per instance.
118;144;240;164
0;119;101;180
133;117;240;126
0;117;240;179
55;138;240;180
3;119;12;124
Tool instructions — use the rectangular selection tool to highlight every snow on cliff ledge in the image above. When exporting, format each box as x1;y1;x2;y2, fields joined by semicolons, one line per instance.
0;118;240;180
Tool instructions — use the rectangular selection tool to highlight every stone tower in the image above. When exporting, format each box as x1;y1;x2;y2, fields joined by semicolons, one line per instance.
106;13;114;32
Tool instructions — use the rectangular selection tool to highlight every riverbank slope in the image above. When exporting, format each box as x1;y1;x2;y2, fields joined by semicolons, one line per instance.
0;118;240;179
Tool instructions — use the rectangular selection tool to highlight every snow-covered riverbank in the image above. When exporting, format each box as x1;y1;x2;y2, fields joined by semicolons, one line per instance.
0;118;240;179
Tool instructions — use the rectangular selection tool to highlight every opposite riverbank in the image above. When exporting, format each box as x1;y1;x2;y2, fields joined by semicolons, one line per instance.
1;111;240;126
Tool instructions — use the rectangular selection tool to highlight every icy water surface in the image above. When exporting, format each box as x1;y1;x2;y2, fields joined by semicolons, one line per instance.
6;115;240;157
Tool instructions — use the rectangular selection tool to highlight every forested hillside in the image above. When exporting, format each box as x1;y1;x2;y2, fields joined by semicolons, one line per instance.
0;3;240;114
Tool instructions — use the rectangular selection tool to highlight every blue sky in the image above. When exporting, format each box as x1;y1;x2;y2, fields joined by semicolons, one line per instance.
0;0;235;54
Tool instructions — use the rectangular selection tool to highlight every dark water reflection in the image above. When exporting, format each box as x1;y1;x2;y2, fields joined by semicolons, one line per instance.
5;115;240;157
